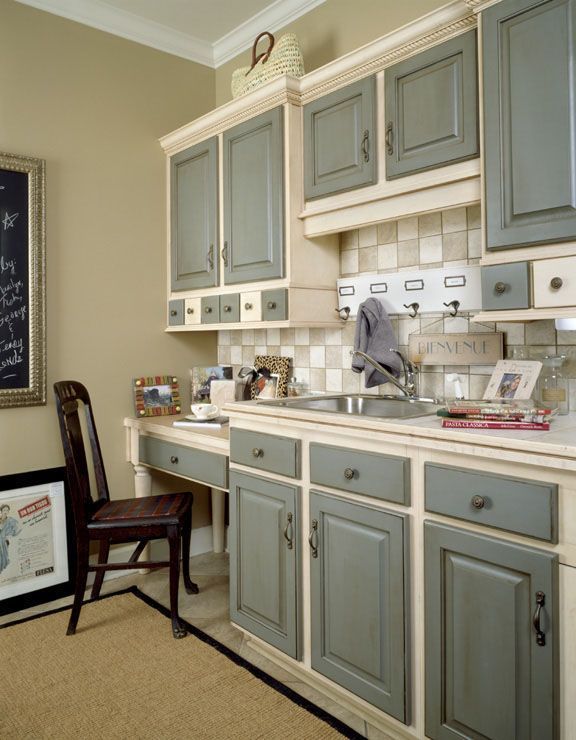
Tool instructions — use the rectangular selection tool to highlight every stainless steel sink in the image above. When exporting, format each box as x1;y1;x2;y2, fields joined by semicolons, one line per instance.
257;394;441;419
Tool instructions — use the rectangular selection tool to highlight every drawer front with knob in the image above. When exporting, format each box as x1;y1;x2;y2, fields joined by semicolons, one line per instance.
139;436;228;489
424;463;557;542
533;255;576;308
240;291;262;322
261;289;288;321
200;295;220;324
481;262;531;310
168;299;184;326
184;297;201;325
230;429;300;478
310;443;410;505
219;293;240;323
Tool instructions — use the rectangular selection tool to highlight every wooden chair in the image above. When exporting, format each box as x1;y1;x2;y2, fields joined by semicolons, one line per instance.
54;380;198;638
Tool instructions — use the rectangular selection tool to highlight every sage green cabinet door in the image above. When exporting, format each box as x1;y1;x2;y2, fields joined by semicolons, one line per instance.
223;108;284;284
170;137;218;290
229;471;299;658
483;0;576;250
310;492;410;722
303;77;377;199
425;522;558;740
385;30;478;179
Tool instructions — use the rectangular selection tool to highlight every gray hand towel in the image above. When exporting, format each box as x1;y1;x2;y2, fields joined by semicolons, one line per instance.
352;298;403;388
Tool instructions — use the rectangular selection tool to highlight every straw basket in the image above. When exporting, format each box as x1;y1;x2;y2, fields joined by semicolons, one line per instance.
231;32;304;99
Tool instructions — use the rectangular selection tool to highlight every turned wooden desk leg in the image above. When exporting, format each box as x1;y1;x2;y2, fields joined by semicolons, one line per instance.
211;488;226;554
134;464;152;572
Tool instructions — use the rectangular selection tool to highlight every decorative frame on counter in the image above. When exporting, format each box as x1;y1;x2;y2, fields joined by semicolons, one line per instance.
0;152;46;408
133;375;181;417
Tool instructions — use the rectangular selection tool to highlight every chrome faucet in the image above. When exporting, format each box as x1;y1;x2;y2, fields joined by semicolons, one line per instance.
352;349;419;397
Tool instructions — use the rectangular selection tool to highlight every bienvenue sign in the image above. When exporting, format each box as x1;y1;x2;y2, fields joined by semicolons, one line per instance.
408;332;504;366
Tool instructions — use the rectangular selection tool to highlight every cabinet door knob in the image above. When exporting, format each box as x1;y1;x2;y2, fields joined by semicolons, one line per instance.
385;121;394;155
494;281;508;294
244;302;253;310
471;495;485;509
252;447;263;458
223;305;232;313
550;277;563;290
267;301;276;310
204;306;212;314
186;307;194;315
344;467;356;480
170;456;178;464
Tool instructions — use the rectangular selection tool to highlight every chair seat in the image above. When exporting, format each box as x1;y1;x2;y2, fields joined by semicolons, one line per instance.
91;492;191;528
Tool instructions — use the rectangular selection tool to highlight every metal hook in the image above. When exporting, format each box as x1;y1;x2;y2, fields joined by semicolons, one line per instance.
403;302;419;318
335;306;351;321
443;299;460;317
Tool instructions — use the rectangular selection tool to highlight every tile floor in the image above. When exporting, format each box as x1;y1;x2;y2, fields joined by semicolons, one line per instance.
1;552;394;739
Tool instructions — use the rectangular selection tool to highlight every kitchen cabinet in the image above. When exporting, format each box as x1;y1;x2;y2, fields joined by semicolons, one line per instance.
310;491;410;722
384;30;478;179
303;76;376;199
425;521;558;740
483;0;576;251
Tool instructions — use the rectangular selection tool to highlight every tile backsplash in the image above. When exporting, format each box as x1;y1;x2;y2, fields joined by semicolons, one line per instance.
217;207;576;405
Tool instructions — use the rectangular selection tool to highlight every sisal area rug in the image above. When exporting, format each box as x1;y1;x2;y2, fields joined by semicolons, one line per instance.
1;587;362;739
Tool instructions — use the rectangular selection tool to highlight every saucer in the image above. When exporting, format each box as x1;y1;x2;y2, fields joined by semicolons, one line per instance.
185;410;219;421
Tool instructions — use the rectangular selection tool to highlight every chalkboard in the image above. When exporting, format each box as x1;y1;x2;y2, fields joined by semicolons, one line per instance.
0;153;45;408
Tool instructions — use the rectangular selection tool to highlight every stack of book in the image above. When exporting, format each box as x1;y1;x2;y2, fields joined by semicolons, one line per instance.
437;400;556;430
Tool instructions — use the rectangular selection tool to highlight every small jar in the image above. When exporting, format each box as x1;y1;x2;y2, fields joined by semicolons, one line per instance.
538;355;569;415
287;377;307;397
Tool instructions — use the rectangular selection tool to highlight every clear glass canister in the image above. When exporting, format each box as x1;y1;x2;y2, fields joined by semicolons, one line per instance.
287;377;308;397
538;355;569;415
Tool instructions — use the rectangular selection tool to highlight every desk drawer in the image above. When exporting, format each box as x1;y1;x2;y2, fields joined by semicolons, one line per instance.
425;463;557;542
230;429;300;478
139;437;228;489
310;443;410;505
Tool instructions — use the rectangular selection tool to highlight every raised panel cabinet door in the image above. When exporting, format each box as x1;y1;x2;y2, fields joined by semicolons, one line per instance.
425;522;558;740
384;30;478;179
229;471;299;658
303;76;377;199
170;137;218;290
483;0;576;250
223;108;284;284
309;492;410;722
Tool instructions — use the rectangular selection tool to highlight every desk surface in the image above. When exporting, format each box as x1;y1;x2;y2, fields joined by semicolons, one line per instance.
124;415;230;456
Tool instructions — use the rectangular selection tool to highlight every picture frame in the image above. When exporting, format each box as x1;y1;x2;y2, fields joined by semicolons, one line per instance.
483;360;542;401
133;375;181;417
250;355;290;399
252;372;280;399
189;365;233;404
0;151;46;408
0;467;74;616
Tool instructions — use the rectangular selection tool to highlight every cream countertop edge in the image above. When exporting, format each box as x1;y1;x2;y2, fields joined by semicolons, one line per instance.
123;416;229;454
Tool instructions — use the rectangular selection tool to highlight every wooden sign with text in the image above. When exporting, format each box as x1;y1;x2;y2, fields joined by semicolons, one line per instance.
408;332;503;366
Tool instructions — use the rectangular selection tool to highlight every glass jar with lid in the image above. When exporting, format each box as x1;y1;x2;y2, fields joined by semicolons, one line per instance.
287;377;308;397
538;355;569;415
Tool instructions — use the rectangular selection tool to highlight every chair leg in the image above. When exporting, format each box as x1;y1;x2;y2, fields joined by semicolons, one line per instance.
67;539;90;636
90;540;110;599
168;525;187;639
181;507;199;595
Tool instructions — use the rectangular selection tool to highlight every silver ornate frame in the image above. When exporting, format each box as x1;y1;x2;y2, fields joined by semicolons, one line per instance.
0;151;46;407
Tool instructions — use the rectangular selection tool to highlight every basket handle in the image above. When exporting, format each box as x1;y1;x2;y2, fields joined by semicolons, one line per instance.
246;31;275;75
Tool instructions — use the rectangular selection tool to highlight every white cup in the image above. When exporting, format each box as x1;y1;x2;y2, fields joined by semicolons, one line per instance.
190;403;219;419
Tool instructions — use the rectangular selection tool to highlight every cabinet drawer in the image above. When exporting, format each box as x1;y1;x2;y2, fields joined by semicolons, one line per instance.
533;255;576;308
168;299;184;325
261;289;288;321
240;291;262;322
481;262;530;310
230;429;300;478
201;295;220;324
219;293;240;323
425;463;557;542
139;436;228;489
310;443;410;505
184;297;201;325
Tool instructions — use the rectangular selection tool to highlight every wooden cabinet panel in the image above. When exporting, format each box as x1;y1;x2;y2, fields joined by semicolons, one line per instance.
167;299;184;326
230;429;300;478
139;436;228;489
481;262;531;310
533;255;576;308
261;288;288;321
219;293;240;323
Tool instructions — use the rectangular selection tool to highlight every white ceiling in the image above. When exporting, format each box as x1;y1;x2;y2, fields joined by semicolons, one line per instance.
14;0;325;67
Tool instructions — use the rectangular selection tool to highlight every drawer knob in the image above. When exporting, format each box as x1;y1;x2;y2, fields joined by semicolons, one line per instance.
223;305;232;313
494;282;508;295
343;467;356;480
471;495;485;509
170;455;179;464
186;307;194;314
204;306;212;314
550;277;563;290
170;309;177;316
252;447;263;458
244;302;253;310
267;301;277;310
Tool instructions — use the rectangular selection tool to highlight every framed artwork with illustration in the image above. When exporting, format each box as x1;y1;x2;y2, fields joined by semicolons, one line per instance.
132;375;181;417
250;356;290;399
483;360;542;401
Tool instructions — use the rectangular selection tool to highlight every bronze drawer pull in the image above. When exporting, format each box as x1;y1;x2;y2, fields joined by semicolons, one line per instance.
223;305;232;313
221;241;229;267
533;591;546;646
308;519;319;559
283;512;293;550
207;244;214;271
550;277;563;290
385;121;394;155
494;281;508;294
204;306;212;314
170;310;177;317
170;455;178;464
252;447;263;458
267;301;277;310
471;495;485;509
361;129;370;162
244;302;253;310
344;467;356;480
186;307;194;315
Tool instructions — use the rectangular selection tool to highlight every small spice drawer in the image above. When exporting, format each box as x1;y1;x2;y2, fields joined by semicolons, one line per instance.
262;289;288;321
310;443;410;505
184;297;201;325
219;293;240;323
139;436;228;489
425;463;557;542
481;262;531;310
532;255;576;308
201;295;220;324
240;291;262;322
230;429;300;478
168;299;184;325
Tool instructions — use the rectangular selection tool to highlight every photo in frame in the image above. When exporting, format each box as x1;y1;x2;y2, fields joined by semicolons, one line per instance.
483;360;542;401
133;375;181;417
252;373;280;399
250;356;290;399
189;365;233;403
0;467;74;616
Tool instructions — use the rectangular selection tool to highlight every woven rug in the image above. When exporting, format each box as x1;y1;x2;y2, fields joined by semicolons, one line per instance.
1;587;362;739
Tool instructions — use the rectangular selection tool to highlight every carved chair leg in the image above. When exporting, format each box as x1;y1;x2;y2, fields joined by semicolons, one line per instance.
67;539;89;636
90;539;110;599
168;525;187;639
181;507;199;595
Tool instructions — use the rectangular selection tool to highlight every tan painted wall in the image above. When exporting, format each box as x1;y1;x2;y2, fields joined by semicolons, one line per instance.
0;1;217;526
215;0;453;105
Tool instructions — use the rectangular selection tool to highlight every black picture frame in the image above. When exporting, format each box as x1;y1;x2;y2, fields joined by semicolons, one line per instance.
0;467;75;616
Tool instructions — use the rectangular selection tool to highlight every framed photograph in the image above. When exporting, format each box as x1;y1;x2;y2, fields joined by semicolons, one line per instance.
251;355;290;399
253;373;280;399
0;467;74;616
190;365;233;403
483;360;542;401
133;375;181;417
0;151;46;408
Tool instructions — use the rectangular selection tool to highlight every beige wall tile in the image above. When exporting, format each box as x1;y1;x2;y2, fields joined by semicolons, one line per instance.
310;345;326;368
241;329;254;345
342;345;354;369
342;369;361;393
266;328;280;345
280;345;295;359
525;320;556;345
469;374;490;398
254;329;267;344
442;231;467;261
341;230;359;250
418;212;442;237
325;345;343;368
310;328;325;344
230;346;243;365
359;224;378;247
326;369;343;392
218;346;231;365
496;322;525;345
398;216;418;241
442;207;467;234
242;346;255;364
420;234;443;264
377;221;397;244
325;328;343;345
295;328;310;345
398;239;419;267
467;228;482;259
219;330;231;346
377;243;398;270
294;346;310;367
340;248;359;275
280;328;295;344
359;246;378;272
466;204;481;230
310;368;326;391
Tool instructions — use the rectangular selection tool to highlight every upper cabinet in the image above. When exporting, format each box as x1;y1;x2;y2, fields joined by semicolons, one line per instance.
482;0;576;251
384;30;478;179
303;76;377;199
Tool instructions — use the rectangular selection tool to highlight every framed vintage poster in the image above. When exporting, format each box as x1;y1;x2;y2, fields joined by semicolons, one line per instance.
0;467;75;616
0;151;46;408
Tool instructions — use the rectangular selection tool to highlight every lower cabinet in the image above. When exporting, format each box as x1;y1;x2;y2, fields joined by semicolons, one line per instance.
424;521;558;740
309;492;410;723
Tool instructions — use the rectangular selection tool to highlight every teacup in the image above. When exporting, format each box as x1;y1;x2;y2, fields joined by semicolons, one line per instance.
190;403;219;420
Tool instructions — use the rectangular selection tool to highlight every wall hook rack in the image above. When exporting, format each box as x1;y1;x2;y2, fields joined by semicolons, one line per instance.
335;306;351;321
403;302;420;318
443;299;460;317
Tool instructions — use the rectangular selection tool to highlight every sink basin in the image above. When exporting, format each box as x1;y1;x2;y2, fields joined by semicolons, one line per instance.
257;394;441;419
